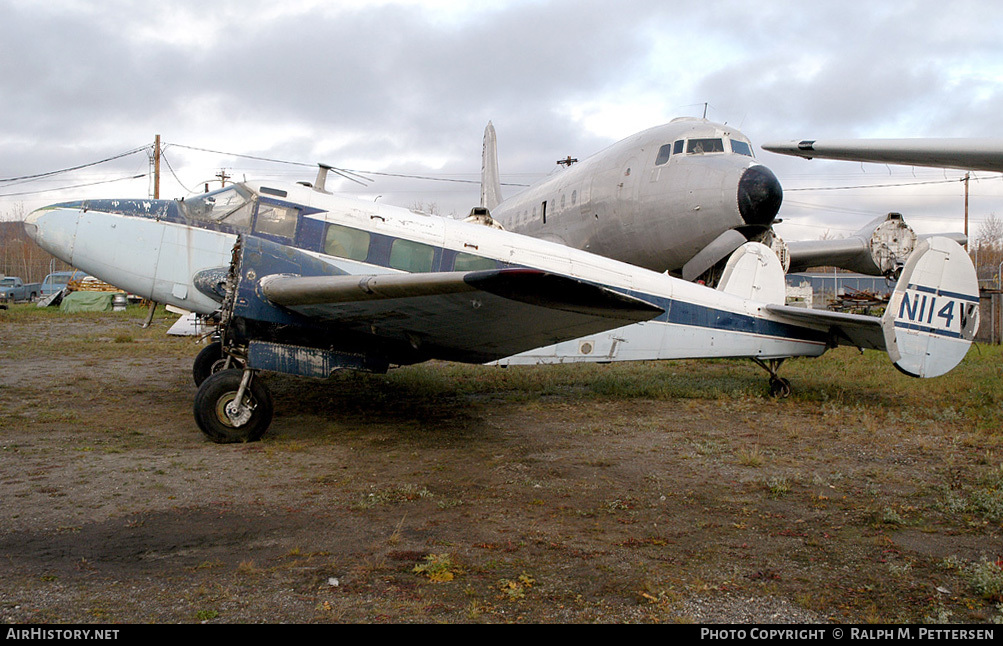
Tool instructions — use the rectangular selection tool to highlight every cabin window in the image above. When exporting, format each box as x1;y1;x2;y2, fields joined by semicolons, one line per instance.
571;190;577;205
672;140;684;155
561;194;566;209
686;138;725;154
655;143;673;165
730;139;754;157
254;203;299;239
454;252;497;271
324;223;370;261
390;239;435;273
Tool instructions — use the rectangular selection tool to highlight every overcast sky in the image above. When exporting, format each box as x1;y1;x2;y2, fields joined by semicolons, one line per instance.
2;0;1002;242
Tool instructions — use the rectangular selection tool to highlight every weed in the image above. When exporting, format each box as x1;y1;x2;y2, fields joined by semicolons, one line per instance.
355;484;433;509
881;507;906;526
765;476;791;499
412;553;460;583
737;445;765;467
498;574;536;600
967;558;1003;602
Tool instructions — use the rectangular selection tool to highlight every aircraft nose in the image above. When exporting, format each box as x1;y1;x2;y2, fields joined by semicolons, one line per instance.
23;208;42;241
737;165;783;227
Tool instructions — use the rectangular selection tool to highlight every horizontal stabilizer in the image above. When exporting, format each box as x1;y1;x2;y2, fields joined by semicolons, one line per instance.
768;236;979;378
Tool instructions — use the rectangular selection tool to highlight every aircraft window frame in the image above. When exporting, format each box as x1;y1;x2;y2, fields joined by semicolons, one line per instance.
182;185;255;228
324;223;370;261
389;239;435;273
655;143;673;165
254;202;299;240
686;138;725;154
730;139;754;157
571;190;577;206
453;252;497;271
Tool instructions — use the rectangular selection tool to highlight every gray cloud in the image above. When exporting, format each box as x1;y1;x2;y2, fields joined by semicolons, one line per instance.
3;0;1002;236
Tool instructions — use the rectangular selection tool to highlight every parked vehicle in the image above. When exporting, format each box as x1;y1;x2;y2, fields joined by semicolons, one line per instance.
0;276;41;302
41;271;79;297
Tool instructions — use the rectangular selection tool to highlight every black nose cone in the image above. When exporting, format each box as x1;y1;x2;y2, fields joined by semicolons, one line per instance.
738;165;783;227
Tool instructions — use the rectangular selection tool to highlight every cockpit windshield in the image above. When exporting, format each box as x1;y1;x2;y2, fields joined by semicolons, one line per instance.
180;184;255;229
686;138;725;154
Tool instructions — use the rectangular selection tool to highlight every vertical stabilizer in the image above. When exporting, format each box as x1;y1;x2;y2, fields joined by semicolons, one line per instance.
481;122;503;211
882;237;979;377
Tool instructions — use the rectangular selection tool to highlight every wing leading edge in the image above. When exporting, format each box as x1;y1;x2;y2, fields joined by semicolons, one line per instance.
762;138;1003;173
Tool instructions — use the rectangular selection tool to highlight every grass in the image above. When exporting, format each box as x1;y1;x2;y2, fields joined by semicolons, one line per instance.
3;304;1003;623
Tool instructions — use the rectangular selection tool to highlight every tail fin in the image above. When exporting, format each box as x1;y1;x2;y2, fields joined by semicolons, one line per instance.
882;236;979;377
481;121;503;211
717;241;787;304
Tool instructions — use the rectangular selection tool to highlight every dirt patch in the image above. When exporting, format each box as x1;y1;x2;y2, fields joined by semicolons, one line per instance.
1;306;1001;623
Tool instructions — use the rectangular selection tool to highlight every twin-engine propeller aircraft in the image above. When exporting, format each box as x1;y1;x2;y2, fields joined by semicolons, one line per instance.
24;167;980;443
480;119;962;282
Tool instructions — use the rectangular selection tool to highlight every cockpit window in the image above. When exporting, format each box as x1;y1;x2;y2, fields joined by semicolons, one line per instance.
655;144;673;166
673;140;684;155
686;138;725;154
730;139;754;157
182;185;255;229
255;203;299;240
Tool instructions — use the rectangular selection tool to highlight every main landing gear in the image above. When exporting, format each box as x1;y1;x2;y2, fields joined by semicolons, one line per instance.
193;368;274;444
752;357;792;398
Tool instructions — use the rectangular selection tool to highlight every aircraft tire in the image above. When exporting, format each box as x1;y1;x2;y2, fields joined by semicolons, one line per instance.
192;341;244;386
769;377;791;399
194;369;273;444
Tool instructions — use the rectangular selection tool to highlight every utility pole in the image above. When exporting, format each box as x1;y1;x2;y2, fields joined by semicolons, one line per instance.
215;169;231;187
153;134;161;199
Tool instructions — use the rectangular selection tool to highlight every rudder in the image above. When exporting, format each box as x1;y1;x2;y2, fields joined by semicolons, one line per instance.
882;236;980;377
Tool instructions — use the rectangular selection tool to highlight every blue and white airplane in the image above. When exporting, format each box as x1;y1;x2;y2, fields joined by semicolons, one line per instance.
23;166;980;443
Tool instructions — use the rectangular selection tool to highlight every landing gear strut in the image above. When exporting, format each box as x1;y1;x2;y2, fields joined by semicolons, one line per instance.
192;340;246;386
752;358;791;398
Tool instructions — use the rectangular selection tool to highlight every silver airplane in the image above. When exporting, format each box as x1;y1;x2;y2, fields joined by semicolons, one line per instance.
23;166;979;443
480;120;963;281
481;118;784;283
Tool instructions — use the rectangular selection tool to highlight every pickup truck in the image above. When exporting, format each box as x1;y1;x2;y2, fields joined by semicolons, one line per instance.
0;276;41;302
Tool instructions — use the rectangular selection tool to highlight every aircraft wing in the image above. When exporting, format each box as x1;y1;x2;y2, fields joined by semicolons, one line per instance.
762;138;1003;173
251;264;663;364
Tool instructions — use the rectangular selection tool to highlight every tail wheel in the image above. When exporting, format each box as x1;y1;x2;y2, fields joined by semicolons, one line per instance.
194;369;273;443
769;376;791;398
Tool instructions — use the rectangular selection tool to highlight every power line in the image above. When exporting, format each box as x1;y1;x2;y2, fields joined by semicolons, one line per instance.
168;141;530;188
0;174;147;198
785;178;965;192
0;146;151;183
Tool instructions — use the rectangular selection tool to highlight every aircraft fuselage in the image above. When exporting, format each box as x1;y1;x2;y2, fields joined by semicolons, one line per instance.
491;118;783;276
